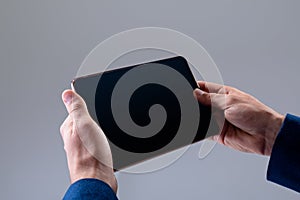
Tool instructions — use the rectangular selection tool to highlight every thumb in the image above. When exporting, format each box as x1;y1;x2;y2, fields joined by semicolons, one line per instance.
193;88;226;110
62;89;89;118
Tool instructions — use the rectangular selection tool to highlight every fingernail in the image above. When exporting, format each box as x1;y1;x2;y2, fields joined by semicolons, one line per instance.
194;88;204;96
63;92;72;105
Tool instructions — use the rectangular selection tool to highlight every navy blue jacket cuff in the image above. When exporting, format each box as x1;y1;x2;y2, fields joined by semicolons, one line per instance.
267;113;300;192
63;178;118;200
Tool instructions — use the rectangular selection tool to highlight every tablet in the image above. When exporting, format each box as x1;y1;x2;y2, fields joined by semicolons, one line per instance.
72;56;215;170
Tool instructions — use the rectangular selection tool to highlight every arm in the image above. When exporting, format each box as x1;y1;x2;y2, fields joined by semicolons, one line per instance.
267;114;300;192
194;81;300;192
60;90;118;199
63;179;118;200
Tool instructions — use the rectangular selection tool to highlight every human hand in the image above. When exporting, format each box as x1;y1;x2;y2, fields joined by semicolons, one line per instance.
60;89;117;192
194;81;284;156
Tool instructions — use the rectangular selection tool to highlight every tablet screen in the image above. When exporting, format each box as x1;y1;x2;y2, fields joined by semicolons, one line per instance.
73;56;216;170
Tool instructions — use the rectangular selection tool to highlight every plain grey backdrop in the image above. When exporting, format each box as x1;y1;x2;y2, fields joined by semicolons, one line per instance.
1;0;300;199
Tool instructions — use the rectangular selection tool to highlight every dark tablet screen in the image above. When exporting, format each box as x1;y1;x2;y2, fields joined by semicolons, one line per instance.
73;56;216;170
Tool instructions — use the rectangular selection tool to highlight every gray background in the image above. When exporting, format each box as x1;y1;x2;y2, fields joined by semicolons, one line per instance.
1;0;299;199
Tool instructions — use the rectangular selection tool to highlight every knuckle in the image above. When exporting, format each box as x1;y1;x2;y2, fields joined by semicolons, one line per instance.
226;95;237;105
203;93;212;104
69;104;82;116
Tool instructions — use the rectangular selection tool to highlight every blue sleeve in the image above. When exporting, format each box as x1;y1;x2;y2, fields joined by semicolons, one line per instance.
267;114;300;192
63;178;118;200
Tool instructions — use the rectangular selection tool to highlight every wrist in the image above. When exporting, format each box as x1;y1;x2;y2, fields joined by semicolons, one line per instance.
265;112;285;155
70;165;117;193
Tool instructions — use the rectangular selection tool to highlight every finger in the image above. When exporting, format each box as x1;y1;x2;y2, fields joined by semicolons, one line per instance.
193;88;227;110
222;130;256;153
197;81;227;94
62;89;89;118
